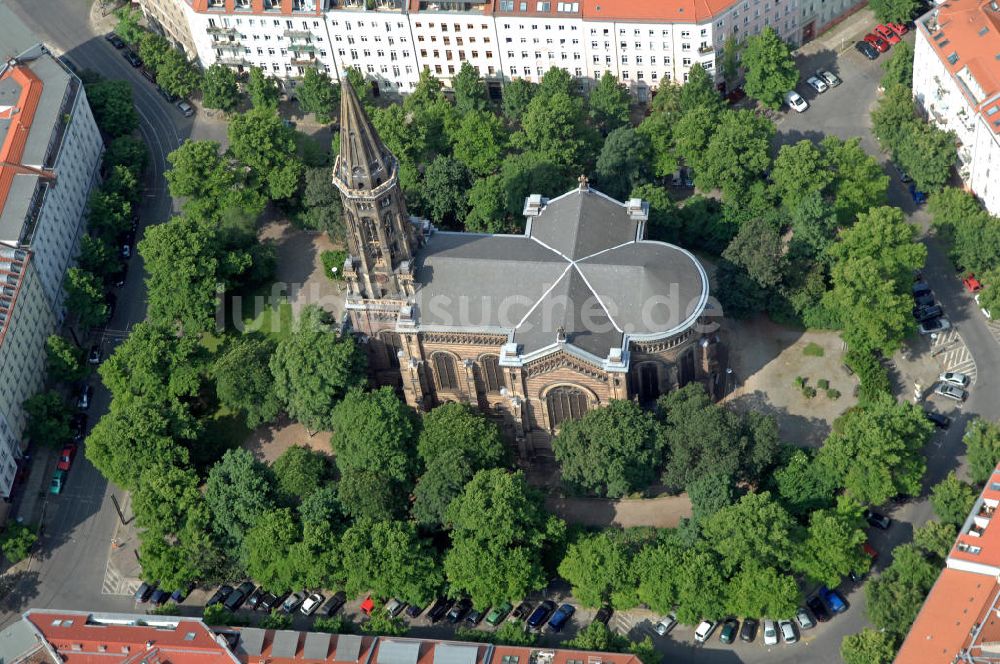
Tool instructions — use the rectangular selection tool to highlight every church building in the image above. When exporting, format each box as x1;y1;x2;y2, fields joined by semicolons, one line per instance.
332;83;720;458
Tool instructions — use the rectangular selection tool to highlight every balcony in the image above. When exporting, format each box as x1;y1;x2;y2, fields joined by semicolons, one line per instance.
216;41;243;52
285;29;314;40
698;44;714;54
207;26;237;36
290;43;317;54
979;503;996;519
219;56;250;67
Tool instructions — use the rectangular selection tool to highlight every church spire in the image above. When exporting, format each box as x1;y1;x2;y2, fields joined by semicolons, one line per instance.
336;81;394;192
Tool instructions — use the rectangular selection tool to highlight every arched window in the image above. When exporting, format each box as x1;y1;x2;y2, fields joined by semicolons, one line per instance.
481;355;505;393
433;353;459;391
546;386;589;429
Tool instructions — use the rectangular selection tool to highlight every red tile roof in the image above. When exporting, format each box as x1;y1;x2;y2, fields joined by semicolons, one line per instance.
0;63;43;218
581;0;736;23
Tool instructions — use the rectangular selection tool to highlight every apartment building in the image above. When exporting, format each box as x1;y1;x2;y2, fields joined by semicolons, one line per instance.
897;464;1000;663
139;0;200;55
913;0;1000;216
0;23;104;498
148;0;857;99
1;608;646;664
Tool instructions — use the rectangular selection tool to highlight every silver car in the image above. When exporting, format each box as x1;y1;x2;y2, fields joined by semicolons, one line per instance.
655;613;677;636
919;317;951;335
763;619;778;645
939;371;970;386
817;69;842;87
779;619;798;644
935;383;967;401
795;606;815;630
806;75;829;93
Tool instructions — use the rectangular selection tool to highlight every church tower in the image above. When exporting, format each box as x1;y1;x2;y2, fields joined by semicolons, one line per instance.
332;82;421;302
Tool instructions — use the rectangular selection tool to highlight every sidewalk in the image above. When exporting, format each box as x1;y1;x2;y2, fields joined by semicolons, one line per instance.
798;6;876;56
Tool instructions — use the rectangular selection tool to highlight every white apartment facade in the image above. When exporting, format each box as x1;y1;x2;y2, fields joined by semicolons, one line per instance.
0;41;103;498
150;0;860;99
913;0;1000;215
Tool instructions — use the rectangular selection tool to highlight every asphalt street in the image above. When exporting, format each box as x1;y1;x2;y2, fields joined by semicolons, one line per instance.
2;4;999;664
1;0;191;624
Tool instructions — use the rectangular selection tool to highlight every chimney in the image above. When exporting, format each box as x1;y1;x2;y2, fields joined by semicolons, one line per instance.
626;198;649;222
523;194;546;217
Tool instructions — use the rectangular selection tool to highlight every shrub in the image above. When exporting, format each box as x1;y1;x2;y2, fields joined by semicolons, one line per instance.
827;388;841;399
0;523;37;564
794;376;806;388
817;379;830;390
803;386;818;398
803;342;825;357
321;250;348;281
260;610;292;629
314;616;353;634
844;349;892;403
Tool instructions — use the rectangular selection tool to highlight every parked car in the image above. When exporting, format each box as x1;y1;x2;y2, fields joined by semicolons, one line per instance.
863;541;879;561
223;582;255;611
258;592;284;613
246;587;265;611
170;585;193;604
140;68;156;84
655;613;677;636
593;606;613;626
301;593;325;616
134;582;156;603
486;602;512;626
322;592;347;616
50;469;67;494
913;292;934;308
935;383;968;401
940;371;970;387
76;384;93;410
526;601;556;629
176;100;195;117
864;32;890;52
925;410;952;429
875;24;902;44
547;604;575;633
206;585;234;607
71;413;87;442
913;304;943;322
385;598;407;617
511;601;532;620
104;32;125;49
806;595;831;622
428;597;454;623
864;509;892;530
818;586;848;614
779;619;798;644
893;161;914;184
855;40;879;59
694;620;717;643
963;273;984;292
795;607;815;630
123;49;142;67
725;87;746;105
87;344;101;365
912;281;932;297
817;69;842;87
466;607;488;626
784;90;809;112
448;598;472;623
888;21;909;35
909;183;928;204
56;445;77;472
739;618;759;642
282;592;305;614
762;619;779;645
919;318;951;335
719;618;739;644
158;86;180;103
806;75;829;93
149;588;170;607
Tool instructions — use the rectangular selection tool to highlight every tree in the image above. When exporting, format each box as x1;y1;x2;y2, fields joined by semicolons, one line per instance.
23;391;72;448
931;472;978;526
103;164;141;207
741;27;799;109
722;214;786;288
589;71;631;133
242;508;304;591
105;136;149;178
63;267;108;328
138;33;173;74
517;91;591;172
113;6;144;44
0;522;36;564
565;623;628;653
45;335;86;383
770;140;834;211
502;78;537;123
412;455;476;528
270;306;366;432
337;469;409;522
452;62;488;114
85;80;138;137
818;394;933;504
672;105;719;177
86;189;131;240
451;110;508;177
298;68;339;123
132;466;203;537
340;517;444;604
166;140;262;219
558;532;635;608
156;50;201;99
204;448;276;548
631;183;680;242
883;40;914;90
422;156;471;226
872;84;916;155
417;402;506;468
465;175;508;233
913;521;957;560
228;107;304;200
498;151;574;220
247;67;280;109
792;499;869;587
553;400;666;498
637;111;678;179
824;206;926;354
965;418;1000;484
821;136;889;224
99;321;205;403
702;491;797;573
214;334;281;429
700;110;774;199
680;64;724;115
725;561;801;619
361;608;408;636
299;167;345;242
331;387;417;483
841;629;897;664
773;448;837;516
720;37;742;87
273;445;329;505
202;64;241;113
594;127;653;201
538;67;575;99
444;469;565;607
866;543;939;637
895;121;957;193
870;0;921;23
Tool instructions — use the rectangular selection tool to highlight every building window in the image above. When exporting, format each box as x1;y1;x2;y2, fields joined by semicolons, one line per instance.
546;386;588;429
433;353;459;391
480;355;505;393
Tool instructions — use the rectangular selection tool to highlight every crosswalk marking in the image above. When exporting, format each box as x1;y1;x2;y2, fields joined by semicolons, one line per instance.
101;559;138;596
932;329;977;385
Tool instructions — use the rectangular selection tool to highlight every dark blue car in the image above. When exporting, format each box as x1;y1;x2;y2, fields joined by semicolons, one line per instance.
909;183;927;205
526;600;556;629
547;604;576;632
818;586;847;614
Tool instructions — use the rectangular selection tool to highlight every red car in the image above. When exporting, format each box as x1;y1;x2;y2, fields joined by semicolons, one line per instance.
862;541;878;561
864;33;890;53
887;21;909;36
963;273;984;292
875;24;902;44
57;444;77;472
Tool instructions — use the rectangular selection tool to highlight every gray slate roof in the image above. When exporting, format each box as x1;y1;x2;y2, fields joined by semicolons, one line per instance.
411;187;708;362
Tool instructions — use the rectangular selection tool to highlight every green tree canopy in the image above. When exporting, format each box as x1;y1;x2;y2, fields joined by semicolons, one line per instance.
773;448;837;516
213;334;281;429
821;136;889;224
725;561;801;619
895;121;957;193
452;62;488;114
771;140;834;211
340;517;444;605
299;167;345;242
558;531;636;608
412;455;476;528
45;335;86;383
883;40;914;90
23;390;72;448
64;267;108;328
204;448;276;549
931;472;978;526
156;49;201;99
841;629;897;664
594;127;654;201
331;387;418;484
298;68;339;123
273;445;330;505
722;213;786;288
872;84;917;155
516;91;593;173
965;417;1000;484
866;542;939;638
699;109;775;199
99;321;205;403
228;107;304;200
702;491;798;574
85;80;138;137
553;399;666;498
589;71;631;133
242;508;304;591
422;155;471;226
502;78;537;122
202;64;241;113
792;498;869;587
741;27;799;109
247;66;281;109
451;110;508;177
913;520;957;560
417;402;507;469
166;140;264;220
870;0;921;23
